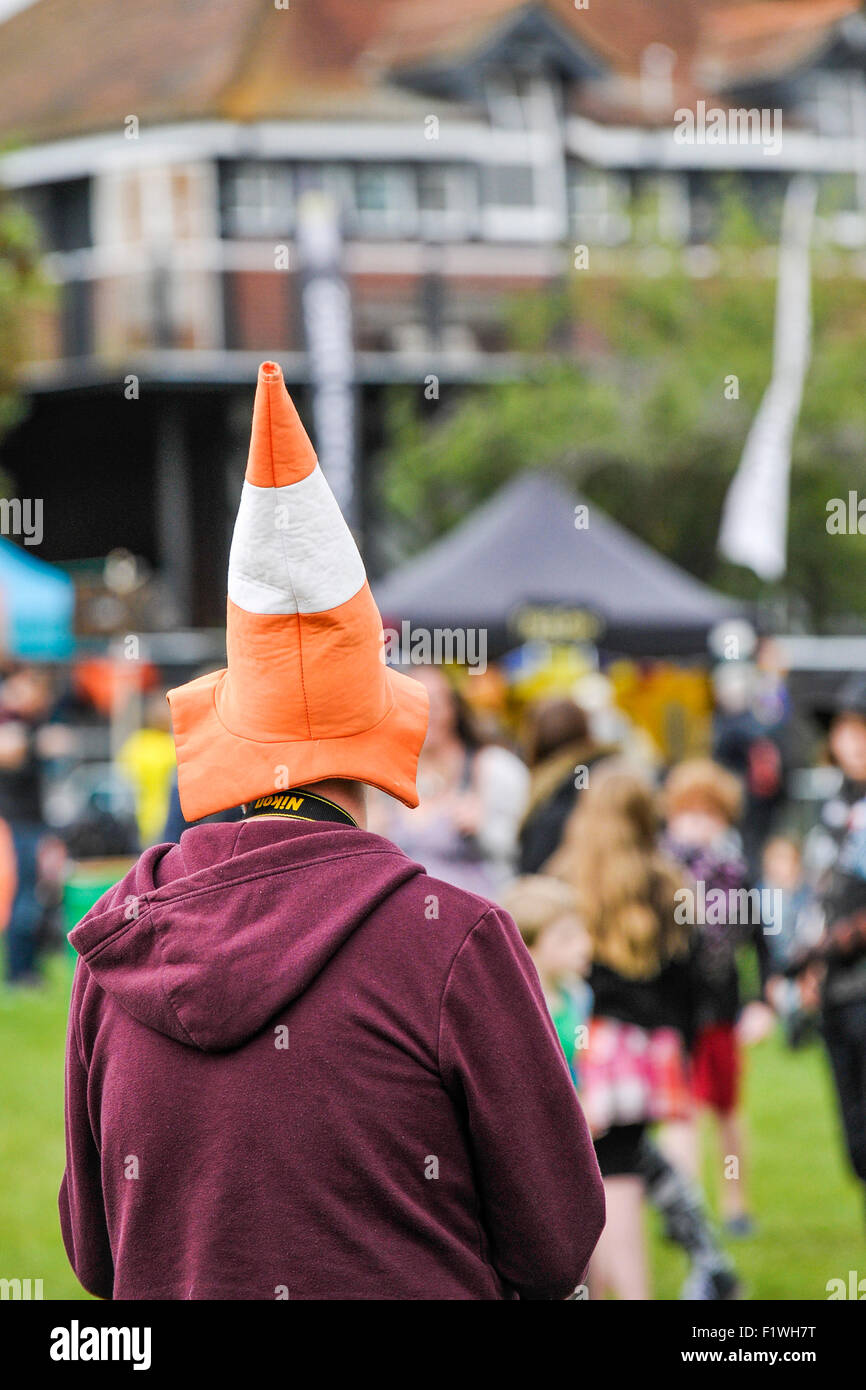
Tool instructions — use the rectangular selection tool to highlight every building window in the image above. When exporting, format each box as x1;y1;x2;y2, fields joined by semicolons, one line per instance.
352;165;417;236
483;164;536;208
569;168;631;245
417;165;477;238
796;70;859;139
223;162;295;238
21;179;93;252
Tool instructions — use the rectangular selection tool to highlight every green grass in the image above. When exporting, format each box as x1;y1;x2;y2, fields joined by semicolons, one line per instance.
649;1027;863;1299
0;953;92;1299
0;953;861;1300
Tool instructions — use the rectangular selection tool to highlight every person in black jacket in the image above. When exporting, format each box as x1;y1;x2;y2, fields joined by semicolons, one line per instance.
518;697;612;874
0;666;62;983
798;676;866;1209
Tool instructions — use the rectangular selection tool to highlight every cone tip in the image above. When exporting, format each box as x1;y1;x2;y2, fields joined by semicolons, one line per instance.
246;360;317;489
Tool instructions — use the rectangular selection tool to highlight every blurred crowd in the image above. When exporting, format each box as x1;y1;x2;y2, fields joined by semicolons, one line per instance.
4;654;866;1299
379;664;866;1299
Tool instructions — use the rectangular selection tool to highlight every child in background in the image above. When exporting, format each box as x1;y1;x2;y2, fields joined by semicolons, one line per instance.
759;834;821;1047
547;764;703;1298
505;868;739;1301
662;758;765;1237
502;876;593;1085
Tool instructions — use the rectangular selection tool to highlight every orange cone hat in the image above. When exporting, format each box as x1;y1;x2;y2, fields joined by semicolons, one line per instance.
167;361;429;821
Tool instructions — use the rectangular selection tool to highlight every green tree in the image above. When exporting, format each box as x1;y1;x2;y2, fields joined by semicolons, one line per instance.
0;183;43;447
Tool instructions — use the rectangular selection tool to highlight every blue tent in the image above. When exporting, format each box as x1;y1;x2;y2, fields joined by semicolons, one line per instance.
0;539;74;660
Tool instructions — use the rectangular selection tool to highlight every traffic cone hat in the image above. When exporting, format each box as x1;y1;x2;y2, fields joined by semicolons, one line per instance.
167;361;429;821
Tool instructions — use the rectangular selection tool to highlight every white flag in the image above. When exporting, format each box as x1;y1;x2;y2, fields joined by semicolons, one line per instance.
717;175;817;581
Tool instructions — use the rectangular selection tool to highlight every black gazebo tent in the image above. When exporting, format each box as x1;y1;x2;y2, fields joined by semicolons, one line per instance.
373;473;743;658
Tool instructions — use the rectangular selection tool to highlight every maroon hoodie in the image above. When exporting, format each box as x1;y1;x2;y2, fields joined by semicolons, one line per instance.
60;816;604;1300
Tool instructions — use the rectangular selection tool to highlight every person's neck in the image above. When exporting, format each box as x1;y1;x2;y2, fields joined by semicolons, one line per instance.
296;779;367;829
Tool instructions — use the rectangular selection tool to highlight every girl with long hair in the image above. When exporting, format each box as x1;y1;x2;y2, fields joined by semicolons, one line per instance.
548;761;697;1300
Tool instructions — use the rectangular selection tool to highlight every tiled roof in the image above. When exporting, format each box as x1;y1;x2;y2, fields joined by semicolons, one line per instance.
374;0;858;83
0;0;416;144
0;0;858;146
698;0;859;87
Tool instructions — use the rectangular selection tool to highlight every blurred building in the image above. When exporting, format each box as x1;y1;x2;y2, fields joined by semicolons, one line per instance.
0;0;865;622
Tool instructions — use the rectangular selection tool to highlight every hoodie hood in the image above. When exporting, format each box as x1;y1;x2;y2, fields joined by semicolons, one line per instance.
68;817;423;1053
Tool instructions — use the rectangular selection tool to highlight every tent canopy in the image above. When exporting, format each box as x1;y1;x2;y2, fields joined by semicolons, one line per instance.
0;539;75;660
374;473;743;658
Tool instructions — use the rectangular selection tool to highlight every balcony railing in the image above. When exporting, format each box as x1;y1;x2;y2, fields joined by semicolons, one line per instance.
24;241;565;378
